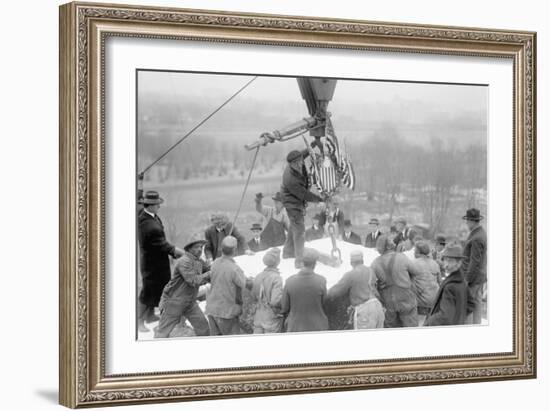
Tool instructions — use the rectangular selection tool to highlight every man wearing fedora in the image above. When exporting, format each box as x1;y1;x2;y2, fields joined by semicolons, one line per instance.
364;218;382;248
247;223;268;252
138;191;184;332
155;234;211;338
281;149;323;268
424;244;468;326
461;208;487;324
254;191;289;248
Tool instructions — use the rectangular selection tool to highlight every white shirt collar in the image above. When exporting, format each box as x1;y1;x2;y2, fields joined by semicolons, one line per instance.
143;209;156;218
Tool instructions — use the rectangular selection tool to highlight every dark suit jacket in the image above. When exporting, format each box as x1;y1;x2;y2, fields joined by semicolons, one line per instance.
204;223;246;260
342;231;362;245
461;225;487;285
247;237;268;252
364;231;382;248
424;270;468;326
138;210;175;306
281;268;329;332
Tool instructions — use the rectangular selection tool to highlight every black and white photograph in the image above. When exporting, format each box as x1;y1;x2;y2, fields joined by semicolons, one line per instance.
135;71;488;340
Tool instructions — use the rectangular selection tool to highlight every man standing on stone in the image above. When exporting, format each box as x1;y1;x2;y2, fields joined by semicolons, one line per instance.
461;208;487;324
364;218;382;248
137;191;184;332
205;236;253;335
281;149;323;268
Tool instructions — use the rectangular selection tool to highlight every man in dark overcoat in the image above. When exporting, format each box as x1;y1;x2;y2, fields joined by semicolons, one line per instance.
281;248;329;332
138;191;184;332
281;150;323;268
204;213;250;263
461;208;487;324
424;245;468;326
305;213;324;242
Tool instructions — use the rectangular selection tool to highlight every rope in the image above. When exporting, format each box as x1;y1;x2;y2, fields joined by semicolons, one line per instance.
228;145;261;237
139;76;258;176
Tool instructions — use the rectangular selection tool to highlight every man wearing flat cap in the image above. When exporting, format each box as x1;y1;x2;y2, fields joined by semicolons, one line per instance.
281;248;329;332
155;233;211;338
137;191;184;332
424;245;468;326
251;247;284;334
206;236;253;335
280;149;323;268
461;208;487;324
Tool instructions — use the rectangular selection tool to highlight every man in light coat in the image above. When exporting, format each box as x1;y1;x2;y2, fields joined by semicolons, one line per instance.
205;236;253;335
251;248;284;334
328;250;384;329
371;235;422;328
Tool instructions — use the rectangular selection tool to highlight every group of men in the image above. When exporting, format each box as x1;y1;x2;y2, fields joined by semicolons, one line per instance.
136;148;487;335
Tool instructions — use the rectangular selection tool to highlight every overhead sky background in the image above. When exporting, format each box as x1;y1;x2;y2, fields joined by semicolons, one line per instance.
138;70;487;148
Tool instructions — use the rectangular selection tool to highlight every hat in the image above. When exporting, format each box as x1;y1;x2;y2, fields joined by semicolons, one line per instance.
286;150;304;163
312;213;321;221
415;240;431;256
251;223;263;231
435;234;446;245
350;250;363;263
343;219;352;227
183;233;207;251
394;216;406;225
142;191;164;205
272;192;283;202
462;208;484;222
302;248;319;265
368;218;379;225
442;245;465;259
221;236;238;249
263;247;281;267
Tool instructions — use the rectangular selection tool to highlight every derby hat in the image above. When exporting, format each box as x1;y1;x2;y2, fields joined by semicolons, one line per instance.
183;233;207;251
368;218;380;225
272;192;283;202
462;208;484;221
343;219;352;227
441;244;465;259
251;222;263;231
142;190;164;205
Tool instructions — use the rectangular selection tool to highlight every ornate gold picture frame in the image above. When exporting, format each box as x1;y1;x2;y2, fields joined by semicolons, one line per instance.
59;1;536;408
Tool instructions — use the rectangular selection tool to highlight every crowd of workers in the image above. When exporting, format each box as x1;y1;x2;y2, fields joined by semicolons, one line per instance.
137;149;487;336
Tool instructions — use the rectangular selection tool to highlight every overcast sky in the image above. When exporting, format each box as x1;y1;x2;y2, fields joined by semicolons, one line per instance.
138;70;487;113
